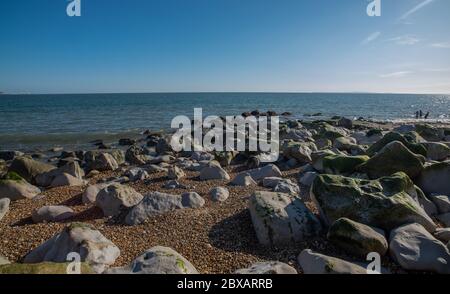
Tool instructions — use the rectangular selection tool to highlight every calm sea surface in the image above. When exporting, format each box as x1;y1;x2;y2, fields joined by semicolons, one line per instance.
1;93;449;151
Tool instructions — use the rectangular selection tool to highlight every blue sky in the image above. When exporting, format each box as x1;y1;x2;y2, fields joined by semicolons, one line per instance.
0;0;449;94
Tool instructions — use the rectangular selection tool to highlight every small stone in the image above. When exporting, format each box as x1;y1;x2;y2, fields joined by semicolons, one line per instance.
167;166;185;180
209;187;229;202
199;162;230;181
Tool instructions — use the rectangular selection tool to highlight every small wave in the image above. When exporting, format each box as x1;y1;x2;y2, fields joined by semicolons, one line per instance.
367;118;450;124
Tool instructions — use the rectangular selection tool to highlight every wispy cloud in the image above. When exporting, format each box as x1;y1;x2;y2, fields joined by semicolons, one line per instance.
387;35;420;45
362;31;381;45
431;42;450;48
400;0;435;20
379;71;413;78
423;68;450;72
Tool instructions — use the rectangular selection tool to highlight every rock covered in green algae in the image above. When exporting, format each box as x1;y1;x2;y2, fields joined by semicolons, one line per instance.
0;172;41;201
366;132;427;157
322;154;369;175
327;218;388;257
311;172;436;232
313;122;348;140
0;262;94;274
358;141;425;179
8;156;55;184
248;191;322;246
311;150;336;172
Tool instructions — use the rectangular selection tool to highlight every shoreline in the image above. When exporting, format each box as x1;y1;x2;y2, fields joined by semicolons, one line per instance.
2;116;450;154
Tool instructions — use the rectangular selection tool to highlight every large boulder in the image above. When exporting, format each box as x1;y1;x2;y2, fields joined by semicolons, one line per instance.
389;223;450;274
35;161;84;187
248;191;321;246
298;249;367;274
422;142;450;161
416;124;445;142
9;156;55;183
327;218;388;257
235;261;297;274
0;172;41;201
417;162;450;196
358;141;425;179
95;183;144;217
50;173;86;187
231;164;282;185
24;223;120;273
125;192;198;225
314;122;347;140
106;246;198;274
199;161;230;181
311;172;436;232
91;153;119;171
366;132;427;157
0;198;10;221
32;205;75;223
333;137;357;151
311;150;335;171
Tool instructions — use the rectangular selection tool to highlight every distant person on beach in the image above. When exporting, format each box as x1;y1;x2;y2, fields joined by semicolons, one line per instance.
415;111;419;119
420;110;423;118
425;112;430;119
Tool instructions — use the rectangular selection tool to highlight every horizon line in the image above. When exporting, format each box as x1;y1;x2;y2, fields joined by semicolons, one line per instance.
2;91;450;95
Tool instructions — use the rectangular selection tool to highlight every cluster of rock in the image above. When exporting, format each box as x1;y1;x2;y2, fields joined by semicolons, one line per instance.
1;115;450;274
